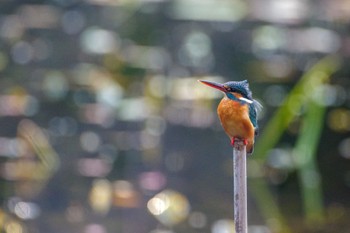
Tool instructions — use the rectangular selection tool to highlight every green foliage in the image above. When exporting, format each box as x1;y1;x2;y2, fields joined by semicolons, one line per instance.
249;56;341;232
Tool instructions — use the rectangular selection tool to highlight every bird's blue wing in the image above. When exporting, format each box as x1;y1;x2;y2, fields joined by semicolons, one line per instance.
249;100;263;135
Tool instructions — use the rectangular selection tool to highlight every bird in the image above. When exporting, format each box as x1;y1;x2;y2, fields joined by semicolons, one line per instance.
198;79;262;154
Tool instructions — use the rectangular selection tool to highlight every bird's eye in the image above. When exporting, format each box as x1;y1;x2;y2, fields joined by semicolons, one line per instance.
224;85;232;92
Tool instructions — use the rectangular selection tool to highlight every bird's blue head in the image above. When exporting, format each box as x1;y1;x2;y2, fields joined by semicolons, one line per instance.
198;79;253;100
222;80;252;99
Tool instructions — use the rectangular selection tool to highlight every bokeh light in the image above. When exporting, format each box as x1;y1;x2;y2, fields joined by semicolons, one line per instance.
14;201;41;220
80;27;119;54
11;41;33;65
0;15;24;40
84;224;107;233
4;220;24;233
179;30;213;68
139;171;167;192
80;131;101;153
48;116;78;137
113;180;140;208
61;10;86;35
147;189;190;226
1;1;350;233
251;0;309;24
211;219;235;233
249;225;272;233
89;179;112;215
42;71;69;100
339;138;350;159
327;108;350;132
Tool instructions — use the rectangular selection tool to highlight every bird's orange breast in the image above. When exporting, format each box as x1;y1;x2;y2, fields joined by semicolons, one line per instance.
217;95;255;152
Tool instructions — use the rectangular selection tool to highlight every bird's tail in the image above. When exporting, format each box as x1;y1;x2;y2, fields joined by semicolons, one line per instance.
253;99;263;112
247;146;254;155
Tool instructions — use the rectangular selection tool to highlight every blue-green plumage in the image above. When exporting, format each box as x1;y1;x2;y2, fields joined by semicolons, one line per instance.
222;80;262;135
198;79;262;154
224;80;252;99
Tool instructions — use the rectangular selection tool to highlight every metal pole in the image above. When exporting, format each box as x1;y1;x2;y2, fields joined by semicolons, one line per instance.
233;141;248;233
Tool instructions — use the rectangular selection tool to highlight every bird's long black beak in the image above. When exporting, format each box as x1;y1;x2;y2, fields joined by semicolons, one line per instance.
198;80;227;92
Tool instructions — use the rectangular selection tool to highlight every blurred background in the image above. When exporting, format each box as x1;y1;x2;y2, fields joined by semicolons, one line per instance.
0;0;350;233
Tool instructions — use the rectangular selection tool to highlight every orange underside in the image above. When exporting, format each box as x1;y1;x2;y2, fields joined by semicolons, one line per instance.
217;95;255;153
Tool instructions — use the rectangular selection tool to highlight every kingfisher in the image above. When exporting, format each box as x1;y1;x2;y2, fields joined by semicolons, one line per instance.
199;79;262;154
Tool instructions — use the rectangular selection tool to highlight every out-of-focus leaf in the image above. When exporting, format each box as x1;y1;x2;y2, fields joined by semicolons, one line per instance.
248;56;340;233
253;56;340;160
294;96;326;225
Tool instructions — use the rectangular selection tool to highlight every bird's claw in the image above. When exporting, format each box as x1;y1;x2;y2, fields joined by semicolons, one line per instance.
231;137;248;146
231;138;235;146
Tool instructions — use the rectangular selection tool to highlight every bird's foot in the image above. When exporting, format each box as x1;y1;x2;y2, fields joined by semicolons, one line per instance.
230;137;235;146
231;137;248;146
243;139;248;145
